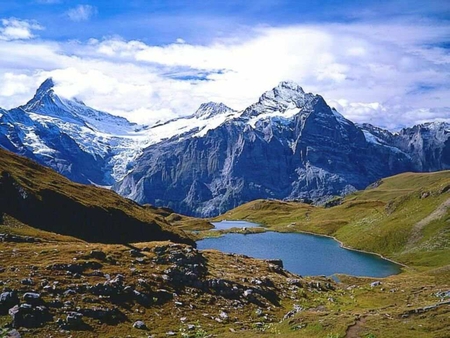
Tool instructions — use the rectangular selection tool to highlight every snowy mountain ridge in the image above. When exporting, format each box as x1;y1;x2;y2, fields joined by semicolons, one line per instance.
0;79;449;216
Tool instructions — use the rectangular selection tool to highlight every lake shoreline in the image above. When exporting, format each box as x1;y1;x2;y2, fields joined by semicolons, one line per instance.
204;220;407;271
199;221;403;278
292;229;408;270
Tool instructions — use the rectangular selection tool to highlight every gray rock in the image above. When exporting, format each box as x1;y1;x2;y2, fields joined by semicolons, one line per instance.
9;304;52;328
370;281;382;287
0;291;19;314
66;312;83;326
21;278;34;285
4;329;21;338
133;320;147;329
22;292;41;305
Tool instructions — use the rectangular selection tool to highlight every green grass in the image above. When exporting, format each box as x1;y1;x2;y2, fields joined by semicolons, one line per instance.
215;171;450;270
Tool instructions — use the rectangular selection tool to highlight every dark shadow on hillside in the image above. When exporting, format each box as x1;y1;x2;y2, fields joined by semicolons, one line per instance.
0;171;195;246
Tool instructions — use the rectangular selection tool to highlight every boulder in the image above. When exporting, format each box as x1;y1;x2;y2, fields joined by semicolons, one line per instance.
0;291;19;315
133;320;147;330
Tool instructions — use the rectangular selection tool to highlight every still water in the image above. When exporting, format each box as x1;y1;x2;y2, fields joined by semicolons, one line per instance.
198;221;401;277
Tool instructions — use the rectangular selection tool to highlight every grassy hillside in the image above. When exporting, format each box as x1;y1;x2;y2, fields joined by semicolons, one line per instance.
0;148;195;245
216;171;450;270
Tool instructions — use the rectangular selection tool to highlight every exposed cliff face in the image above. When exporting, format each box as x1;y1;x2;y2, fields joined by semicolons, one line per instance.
394;122;450;171
115;84;416;216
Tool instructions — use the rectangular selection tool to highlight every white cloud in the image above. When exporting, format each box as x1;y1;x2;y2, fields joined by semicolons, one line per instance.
0;18;43;41
0;20;449;129
66;5;97;22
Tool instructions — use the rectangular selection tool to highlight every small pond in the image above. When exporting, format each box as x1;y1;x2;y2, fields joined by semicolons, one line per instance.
199;221;401;277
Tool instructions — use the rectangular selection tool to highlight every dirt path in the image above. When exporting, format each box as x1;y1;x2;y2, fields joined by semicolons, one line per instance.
406;196;450;247
346;316;367;338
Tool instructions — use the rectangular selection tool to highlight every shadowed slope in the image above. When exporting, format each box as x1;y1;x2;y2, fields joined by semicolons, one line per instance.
0;148;194;245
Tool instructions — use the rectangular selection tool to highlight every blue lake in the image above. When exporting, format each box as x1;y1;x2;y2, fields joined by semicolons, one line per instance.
211;220;261;230
199;221;401;278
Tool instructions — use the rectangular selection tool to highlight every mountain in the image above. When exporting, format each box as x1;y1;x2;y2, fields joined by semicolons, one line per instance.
0;147;194;245
0;79;239;187
115;82;449;216
0;78;144;186
1;79;449;217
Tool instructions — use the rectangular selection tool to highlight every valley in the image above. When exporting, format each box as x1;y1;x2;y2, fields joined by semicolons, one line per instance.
1;1;449;337
0;149;449;337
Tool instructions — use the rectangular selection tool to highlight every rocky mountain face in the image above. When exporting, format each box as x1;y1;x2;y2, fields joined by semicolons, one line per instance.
115;82;422;216
0;78;143;186
1;80;449;216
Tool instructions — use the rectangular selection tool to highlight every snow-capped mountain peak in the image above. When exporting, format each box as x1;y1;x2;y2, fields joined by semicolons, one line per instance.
22;78;56;110
242;81;316;119
194;102;234;120
259;81;307;106
35;77;55;98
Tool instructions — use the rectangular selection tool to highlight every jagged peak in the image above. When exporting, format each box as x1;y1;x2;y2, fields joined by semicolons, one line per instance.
194;102;234;119
257;81;309;108
35;78;55;97
399;121;450;134
276;80;305;92
22;78;57;110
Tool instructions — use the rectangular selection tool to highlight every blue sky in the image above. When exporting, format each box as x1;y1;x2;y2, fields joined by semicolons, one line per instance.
3;1;449;43
0;0;449;128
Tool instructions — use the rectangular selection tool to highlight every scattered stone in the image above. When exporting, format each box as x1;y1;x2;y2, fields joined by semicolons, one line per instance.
0;291;19;314
88;250;107;260
0;233;39;243
370;281;382;287
133;320;147;330
66;312;83;326
421;192;430;199
4;329;21;338
63;289;76;296
9;304;52;328
265;259;283;268
23;292;41;305
46;261;102;274
243;289;253;297
287;278;302;286
130;249;142;257
435;290;450;299
21;278;34;285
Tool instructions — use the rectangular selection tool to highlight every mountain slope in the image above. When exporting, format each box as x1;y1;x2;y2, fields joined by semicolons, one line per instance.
0;148;194;245
217;170;450;269
116;82;423;216
1;80;449;217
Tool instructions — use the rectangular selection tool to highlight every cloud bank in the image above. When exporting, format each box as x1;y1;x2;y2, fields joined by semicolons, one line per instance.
0;18;43;41
0;19;448;129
